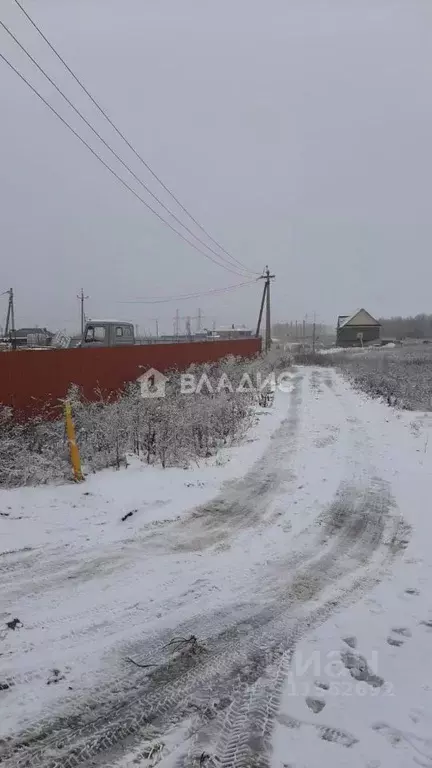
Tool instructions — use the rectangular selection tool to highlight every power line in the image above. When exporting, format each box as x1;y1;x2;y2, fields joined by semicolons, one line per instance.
119;279;258;304
0;51;249;278
0;18;252;278
11;0;258;277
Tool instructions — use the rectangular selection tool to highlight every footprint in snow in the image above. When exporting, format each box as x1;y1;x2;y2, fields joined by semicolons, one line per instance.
392;627;412;637
372;722;432;766
420;619;432;630
387;627;412;647
277;713;357;748
365;598;384;615
315;680;330;691
340;650;384;688
305;697;326;714
410;708;431;725
387;636;404;647
342;635;358;649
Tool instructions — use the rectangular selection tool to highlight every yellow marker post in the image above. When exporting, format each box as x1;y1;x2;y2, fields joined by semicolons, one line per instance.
64;401;83;482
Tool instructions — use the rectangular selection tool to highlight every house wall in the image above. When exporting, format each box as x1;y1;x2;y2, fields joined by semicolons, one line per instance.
336;325;380;347
0;337;261;416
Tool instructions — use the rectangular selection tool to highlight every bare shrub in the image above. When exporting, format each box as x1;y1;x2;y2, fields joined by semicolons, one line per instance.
0;407;69;487
0;350;290;488
335;347;432;411
293;351;338;367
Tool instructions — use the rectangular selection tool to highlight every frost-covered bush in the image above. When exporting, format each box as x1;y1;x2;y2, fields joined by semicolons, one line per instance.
335;347;432;411
0;350;289;487
0;406;69;487
293;351;338;367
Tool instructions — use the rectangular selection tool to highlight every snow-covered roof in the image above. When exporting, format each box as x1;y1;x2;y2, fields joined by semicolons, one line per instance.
16;327;53;336
86;319;134;325
337;309;380;328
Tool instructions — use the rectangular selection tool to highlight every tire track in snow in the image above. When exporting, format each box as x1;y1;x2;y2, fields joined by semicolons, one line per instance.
0;370;408;768
171;374;303;553
201;370;406;768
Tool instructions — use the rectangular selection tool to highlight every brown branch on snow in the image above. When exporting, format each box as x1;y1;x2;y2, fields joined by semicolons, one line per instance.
125;635;207;672
125;656;157;669
121;509;137;522
163;634;207;657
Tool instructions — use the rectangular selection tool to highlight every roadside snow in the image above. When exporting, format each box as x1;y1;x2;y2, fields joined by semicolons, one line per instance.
272;377;432;768
1;386;295;737
1;388;290;555
2;369;432;768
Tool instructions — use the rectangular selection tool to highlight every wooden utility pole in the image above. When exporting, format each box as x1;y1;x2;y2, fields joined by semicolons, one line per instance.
256;266;275;352
77;289;89;337
312;312;316;353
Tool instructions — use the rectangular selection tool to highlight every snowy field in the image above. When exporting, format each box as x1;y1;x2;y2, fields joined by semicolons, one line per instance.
1;368;432;767
327;343;432;411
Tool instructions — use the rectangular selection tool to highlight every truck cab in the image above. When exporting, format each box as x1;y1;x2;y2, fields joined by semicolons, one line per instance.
81;320;135;347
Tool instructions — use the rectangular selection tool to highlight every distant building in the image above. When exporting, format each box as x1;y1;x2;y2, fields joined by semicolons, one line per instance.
214;324;253;339
14;327;54;348
336;309;380;347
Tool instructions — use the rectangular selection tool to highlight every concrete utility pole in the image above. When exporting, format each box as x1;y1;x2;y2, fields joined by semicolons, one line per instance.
255;281;267;339
77;289;89;337
312;312;317;353
197;307;202;332
256;267;275;352
4;288;16;348
148;318;159;338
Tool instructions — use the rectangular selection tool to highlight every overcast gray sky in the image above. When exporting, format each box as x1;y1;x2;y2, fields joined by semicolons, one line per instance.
1;0;431;334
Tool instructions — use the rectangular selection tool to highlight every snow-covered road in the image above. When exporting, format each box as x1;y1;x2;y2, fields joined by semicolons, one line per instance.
1;368;431;767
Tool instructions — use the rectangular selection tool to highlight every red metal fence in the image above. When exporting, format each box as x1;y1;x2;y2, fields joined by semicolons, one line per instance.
0;338;261;415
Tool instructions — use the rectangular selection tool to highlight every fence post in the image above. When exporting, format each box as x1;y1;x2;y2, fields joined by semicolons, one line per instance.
64;400;83;482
